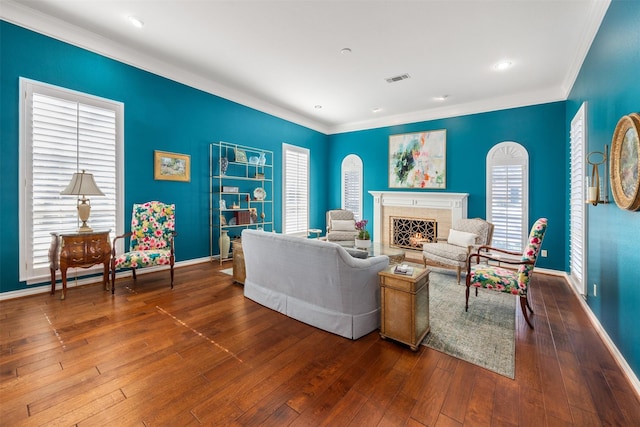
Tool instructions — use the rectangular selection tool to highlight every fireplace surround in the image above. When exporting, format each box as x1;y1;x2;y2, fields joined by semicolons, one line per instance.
368;191;469;251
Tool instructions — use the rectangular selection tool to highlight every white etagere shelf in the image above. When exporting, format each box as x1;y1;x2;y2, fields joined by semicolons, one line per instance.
209;141;274;264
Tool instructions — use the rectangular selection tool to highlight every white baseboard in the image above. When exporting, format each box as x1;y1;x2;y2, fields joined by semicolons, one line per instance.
560;272;640;400
0;257;211;301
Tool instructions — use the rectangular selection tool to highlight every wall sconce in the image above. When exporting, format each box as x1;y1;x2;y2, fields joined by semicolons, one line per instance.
586;145;609;206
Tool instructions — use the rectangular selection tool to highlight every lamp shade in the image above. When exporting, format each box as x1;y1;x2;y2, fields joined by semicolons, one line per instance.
60;170;105;196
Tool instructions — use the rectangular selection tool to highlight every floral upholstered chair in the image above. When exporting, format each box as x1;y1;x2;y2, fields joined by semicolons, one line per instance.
465;218;548;328
110;201;177;294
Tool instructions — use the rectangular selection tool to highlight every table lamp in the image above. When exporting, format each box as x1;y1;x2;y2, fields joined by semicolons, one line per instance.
60;170;105;232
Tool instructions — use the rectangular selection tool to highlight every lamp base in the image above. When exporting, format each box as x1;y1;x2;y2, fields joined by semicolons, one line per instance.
78;223;93;233
77;199;93;233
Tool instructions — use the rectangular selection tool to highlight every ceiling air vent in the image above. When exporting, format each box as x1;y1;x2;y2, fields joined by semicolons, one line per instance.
385;73;411;83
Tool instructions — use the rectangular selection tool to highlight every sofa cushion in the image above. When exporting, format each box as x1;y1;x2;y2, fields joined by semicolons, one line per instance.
332;219;356;231
448;229;478;247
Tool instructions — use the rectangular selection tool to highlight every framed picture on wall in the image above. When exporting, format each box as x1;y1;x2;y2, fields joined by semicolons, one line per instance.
389;129;446;189
154;150;191;182
610;113;640;211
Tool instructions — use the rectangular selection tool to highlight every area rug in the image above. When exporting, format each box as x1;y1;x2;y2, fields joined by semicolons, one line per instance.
422;271;516;378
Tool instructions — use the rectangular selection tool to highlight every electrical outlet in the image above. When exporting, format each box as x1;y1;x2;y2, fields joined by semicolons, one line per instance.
594;284;597;297
541;249;547;257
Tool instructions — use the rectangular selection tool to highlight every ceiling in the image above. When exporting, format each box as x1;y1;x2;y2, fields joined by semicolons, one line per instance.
3;0;610;134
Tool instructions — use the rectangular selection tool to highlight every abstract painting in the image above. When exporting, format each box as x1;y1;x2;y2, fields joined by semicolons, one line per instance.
389;130;446;189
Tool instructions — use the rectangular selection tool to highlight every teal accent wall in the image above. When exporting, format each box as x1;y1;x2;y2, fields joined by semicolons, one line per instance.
567;0;640;377
0;20;328;293
328;102;567;272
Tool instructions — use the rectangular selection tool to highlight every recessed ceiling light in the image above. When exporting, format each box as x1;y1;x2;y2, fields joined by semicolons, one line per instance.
127;16;144;28
314;105;323;109
340;48;352;55
434;95;449;101
372;107;382;113
493;60;513;71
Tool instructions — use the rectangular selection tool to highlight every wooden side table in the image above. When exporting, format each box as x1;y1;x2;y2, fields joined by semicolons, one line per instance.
232;239;246;284
378;266;430;351
49;230;111;300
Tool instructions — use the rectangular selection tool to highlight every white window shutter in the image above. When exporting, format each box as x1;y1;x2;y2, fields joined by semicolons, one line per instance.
20;79;123;282
569;103;587;295
282;144;309;236
341;154;363;221
486;142;529;252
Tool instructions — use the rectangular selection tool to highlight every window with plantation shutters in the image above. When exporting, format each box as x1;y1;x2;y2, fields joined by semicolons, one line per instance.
569;103;587;295
19;78;123;283
486;142;529;252
282;143;309;236
341;154;363;221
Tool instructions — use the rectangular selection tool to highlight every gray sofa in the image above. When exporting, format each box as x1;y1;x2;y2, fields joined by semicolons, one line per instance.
241;229;389;339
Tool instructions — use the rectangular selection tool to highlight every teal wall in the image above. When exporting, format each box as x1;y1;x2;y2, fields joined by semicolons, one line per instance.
328;102;567;272
567;0;640;376
0;20;329;293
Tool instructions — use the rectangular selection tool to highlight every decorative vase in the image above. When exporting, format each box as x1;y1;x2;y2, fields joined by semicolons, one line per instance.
220;157;229;175
258;152;266;166
354;238;371;249
219;230;231;260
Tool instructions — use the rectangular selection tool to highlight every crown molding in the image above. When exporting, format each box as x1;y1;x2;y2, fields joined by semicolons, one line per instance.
328;87;566;135
1;0;610;137
1;1;330;134
560;0;611;97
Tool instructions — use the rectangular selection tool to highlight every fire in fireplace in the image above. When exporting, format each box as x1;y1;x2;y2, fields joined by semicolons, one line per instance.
390;216;437;250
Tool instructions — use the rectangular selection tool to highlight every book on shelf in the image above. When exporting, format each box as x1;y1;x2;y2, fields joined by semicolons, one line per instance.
394;265;414;275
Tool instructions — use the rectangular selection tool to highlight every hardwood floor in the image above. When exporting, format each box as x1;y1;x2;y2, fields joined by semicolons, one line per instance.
1;262;639;426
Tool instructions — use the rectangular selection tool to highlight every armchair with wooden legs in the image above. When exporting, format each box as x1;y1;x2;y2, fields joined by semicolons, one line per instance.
110;201;177;294
422;218;494;284
465;218;548;328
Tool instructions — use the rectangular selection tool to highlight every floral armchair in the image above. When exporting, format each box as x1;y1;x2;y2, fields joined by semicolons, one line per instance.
110;201;177;293
465;218;548;328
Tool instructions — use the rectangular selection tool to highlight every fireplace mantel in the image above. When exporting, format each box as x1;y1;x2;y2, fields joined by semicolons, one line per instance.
368;191;469;243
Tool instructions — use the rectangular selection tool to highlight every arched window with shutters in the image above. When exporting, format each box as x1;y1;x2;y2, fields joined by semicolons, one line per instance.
486;142;529;251
341;154;363;221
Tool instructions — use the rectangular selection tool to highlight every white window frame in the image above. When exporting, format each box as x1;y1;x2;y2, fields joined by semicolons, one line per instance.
486;141;529;252
19;78;124;284
341;154;363;221
282;143;309;236
569;103;587;296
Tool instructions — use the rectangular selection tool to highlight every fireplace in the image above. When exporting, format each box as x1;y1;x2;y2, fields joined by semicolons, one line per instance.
390;216;437;250
368;191;469;255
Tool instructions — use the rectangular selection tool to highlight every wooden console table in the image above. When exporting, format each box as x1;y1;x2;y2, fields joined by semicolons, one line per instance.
49;230;111;300
378;266;430;351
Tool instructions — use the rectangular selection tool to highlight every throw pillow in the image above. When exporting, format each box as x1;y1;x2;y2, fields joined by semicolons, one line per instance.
332;219;356;231
448;229;478;247
345;248;368;259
